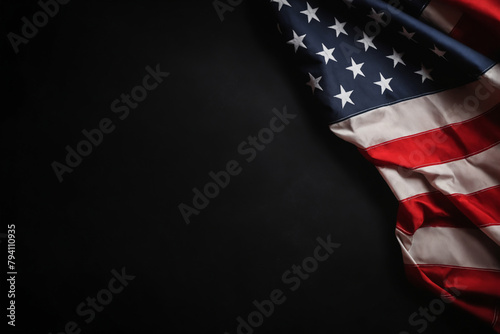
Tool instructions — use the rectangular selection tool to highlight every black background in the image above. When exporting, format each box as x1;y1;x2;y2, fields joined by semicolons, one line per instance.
1;0;495;333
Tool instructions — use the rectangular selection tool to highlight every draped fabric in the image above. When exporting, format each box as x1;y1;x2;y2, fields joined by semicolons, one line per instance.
271;0;500;331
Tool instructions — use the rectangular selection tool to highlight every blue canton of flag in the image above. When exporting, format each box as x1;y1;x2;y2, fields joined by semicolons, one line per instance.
273;0;495;123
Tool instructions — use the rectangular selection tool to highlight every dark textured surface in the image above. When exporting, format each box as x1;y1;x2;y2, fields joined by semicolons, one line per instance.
1;1;494;333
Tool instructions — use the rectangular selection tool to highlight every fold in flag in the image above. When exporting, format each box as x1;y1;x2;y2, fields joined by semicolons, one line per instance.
271;0;500;331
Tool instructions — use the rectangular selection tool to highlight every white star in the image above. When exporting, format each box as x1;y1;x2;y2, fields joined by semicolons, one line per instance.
346;58;365;79
287;30;307;52
415;64;433;83
271;0;292;11
368;8;386;25
374;73;393;94
430;44;447;59
306;73;323;93
316;43;336;64
334;85;354;108
399;26;416;41
300;2;320;23
357;32;377;51
328;18;348;37
386;48;405;68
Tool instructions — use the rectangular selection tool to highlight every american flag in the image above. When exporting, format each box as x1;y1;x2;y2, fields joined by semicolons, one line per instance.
271;0;500;331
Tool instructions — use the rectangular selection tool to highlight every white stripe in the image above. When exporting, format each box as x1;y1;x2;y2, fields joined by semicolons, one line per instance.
377;165;434;201
420;0;463;34
396;226;500;270
483;225;500;247
379;143;500;200
417;143;500;195
330;64;500;149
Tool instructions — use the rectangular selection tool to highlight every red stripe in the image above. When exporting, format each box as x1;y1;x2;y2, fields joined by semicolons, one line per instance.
450;186;500;229
359;106;500;169
449;15;500;60
440;0;500;30
396;186;500;235
439;0;500;60
396;192;473;235
405;265;500;332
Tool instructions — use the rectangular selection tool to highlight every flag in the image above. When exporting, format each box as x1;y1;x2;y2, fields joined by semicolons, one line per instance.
270;0;500;331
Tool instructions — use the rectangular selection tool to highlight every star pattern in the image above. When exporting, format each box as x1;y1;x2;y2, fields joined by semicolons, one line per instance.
300;2;320;23
368;8;386;25
328;18;348;37
357;32;377;51
275;1;480;118
399;26;416;41
415;64;433;83
342;0;354;9
335;85;355;108
430;44;447;59
346;58;365;79
306;73;323;93
271;0;291;11
316;43;336;64
287;30;307;52
374;73;393;94
386;48;405;68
